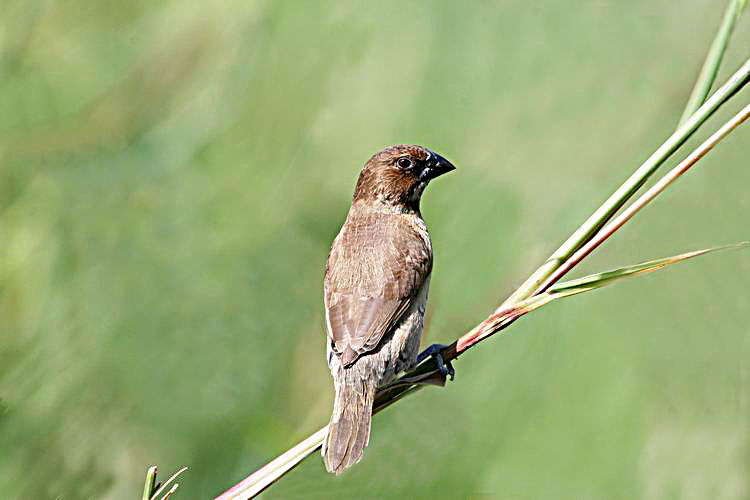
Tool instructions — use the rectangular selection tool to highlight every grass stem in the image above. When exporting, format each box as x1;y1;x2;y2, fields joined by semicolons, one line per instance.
679;0;747;125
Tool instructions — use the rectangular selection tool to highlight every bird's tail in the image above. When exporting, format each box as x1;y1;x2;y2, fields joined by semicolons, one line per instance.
322;374;376;475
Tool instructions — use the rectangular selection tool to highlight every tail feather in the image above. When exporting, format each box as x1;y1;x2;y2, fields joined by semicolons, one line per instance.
322;378;375;474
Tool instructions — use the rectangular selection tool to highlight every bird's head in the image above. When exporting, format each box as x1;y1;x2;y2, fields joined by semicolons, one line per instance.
352;144;456;211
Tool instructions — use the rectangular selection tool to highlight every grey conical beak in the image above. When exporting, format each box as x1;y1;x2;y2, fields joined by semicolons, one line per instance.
420;151;456;181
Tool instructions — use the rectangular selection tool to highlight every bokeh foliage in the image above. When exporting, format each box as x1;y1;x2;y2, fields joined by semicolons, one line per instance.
1;1;749;498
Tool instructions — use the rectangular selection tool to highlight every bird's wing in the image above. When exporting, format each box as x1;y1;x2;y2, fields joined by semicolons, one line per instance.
324;212;432;367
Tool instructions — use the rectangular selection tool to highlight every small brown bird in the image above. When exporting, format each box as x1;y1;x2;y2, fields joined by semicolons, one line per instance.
322;144;456;474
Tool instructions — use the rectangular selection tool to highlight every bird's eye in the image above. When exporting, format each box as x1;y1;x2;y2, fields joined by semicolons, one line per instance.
397;157;413;169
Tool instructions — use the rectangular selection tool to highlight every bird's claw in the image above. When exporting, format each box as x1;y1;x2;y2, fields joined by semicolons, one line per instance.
417;344;455;381
438;353;455;381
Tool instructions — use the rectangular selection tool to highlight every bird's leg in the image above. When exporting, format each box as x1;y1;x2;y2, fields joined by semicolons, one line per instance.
417;344;455;381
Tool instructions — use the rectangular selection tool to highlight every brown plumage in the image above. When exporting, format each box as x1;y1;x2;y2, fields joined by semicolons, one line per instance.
322;144;455;474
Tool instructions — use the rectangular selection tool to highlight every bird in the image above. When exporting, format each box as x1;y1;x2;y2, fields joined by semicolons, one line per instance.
322;144;456;475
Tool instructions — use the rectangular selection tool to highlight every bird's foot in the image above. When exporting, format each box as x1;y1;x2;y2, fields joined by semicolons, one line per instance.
417;344;455;381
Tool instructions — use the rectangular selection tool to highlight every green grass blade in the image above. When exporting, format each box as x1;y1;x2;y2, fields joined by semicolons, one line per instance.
455;242;749;352
149;467;187;500
520;242;749;311
142;466;158;500
679;0;747;125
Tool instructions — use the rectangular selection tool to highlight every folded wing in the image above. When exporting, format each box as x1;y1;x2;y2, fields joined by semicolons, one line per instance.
324;212;432;367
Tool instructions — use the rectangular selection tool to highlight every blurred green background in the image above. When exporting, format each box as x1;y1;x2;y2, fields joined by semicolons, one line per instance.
2;1;749;498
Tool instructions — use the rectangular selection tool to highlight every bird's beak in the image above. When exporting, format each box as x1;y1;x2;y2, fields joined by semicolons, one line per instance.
420;151;456;181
